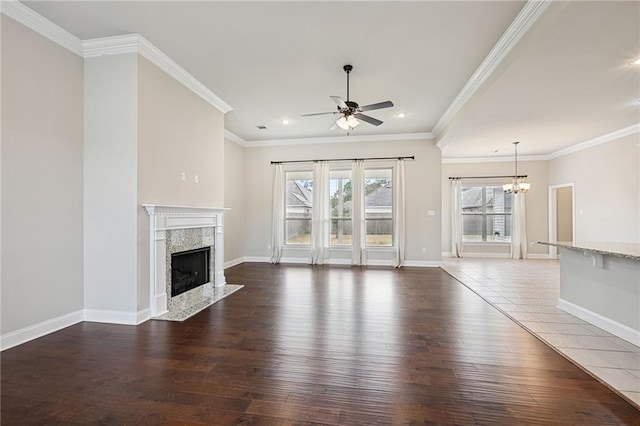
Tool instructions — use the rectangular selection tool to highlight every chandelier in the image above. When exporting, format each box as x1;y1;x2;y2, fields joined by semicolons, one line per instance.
503;141;531;194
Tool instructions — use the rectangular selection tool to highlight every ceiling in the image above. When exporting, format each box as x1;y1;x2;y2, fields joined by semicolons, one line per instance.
23;1;640;158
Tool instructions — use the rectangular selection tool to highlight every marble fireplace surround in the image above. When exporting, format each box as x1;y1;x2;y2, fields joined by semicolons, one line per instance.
143;205;227;318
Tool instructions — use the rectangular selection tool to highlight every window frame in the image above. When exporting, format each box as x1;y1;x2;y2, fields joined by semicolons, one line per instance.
461;184;512;244
363;165;394;249
283;168;313;246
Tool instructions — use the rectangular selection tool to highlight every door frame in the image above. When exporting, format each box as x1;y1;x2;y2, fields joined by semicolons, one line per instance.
548;183;575;259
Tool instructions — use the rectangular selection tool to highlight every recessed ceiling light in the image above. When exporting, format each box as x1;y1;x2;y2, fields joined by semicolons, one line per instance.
281;119;290;125
397;112;406;118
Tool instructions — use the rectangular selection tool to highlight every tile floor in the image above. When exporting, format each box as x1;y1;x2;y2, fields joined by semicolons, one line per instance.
441;257;640;408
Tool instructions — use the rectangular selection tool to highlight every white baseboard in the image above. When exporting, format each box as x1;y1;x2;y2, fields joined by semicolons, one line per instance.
84;309;142;325
441;252;453;258
404;260;442;267
1;309;84;351
527;253;553;259
224;257;245;269
243;256;271;263
136;308;151;324
462;252;510;258
558;298;640;348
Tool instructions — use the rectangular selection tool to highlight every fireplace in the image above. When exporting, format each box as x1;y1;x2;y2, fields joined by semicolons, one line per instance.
171;247;211;297
143;205;227;318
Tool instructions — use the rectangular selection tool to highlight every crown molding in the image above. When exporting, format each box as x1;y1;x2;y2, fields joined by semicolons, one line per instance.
547;123;640;160
1;0;83;56
442;154;548;164
433;0;553;148
242;132;433;148
224;129;247;147
82;34;233;114
442;123;640;163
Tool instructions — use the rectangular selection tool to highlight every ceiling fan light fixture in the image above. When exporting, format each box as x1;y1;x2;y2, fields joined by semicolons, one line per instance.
336;115;359;130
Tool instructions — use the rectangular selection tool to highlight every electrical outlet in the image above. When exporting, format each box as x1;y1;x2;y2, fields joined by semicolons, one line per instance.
194;175;199;183
267;244;272;250
421;248;426;253
181;172;186;182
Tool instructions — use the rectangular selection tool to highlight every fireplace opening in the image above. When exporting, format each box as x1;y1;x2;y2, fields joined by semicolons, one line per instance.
171;247;211;297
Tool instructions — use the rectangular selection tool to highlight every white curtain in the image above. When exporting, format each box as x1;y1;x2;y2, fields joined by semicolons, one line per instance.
393;159;406;268
351;160;367;266
270;163;284;264
510;192;528;259
310;161;330;264
450;179;463;258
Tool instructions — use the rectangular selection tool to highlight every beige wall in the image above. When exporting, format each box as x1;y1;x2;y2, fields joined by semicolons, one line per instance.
548;134;640;243
137;56;225;310
556;186;573;242
243;138;442;263
224;139;246;264
1;16;84;333
442;160;549;256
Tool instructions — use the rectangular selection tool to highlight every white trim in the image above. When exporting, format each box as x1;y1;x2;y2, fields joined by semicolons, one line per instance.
0;310;84;351
442;154;548;164
558;299;640;348
243;132;433;148
82;34;232;114
442;252;453;258
403;260;442;268
548;182;575;258
1;0;83;56
84;309;143;325
526;253;553;259
434;0;553;145
224;257;245;269
461;252;510;259
82;33;138;57
243;256;271;263
224;129;247;147
547;123;640;160
137;309;151;324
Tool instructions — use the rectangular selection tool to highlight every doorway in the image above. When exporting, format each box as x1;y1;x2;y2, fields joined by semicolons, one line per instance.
548;183;575;259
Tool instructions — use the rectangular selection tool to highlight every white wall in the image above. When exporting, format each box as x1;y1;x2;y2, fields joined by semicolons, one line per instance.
84;53;139;316
224;139;245;264
243;138;442;264
548;134;640;243
442;160;549;256
137;56;225;311
1;16;84;334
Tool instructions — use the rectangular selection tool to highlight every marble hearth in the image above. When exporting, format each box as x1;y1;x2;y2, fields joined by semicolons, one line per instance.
143;205;228;318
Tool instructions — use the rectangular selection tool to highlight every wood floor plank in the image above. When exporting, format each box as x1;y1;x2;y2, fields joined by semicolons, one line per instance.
2;263;639;424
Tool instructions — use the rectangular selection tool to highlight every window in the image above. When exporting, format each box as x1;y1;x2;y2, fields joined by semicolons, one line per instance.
462;185;511;242
330;170;352;246
365;168;393;246
285;171;312;245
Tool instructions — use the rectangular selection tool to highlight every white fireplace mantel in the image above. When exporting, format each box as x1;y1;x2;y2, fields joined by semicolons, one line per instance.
143;204;229;317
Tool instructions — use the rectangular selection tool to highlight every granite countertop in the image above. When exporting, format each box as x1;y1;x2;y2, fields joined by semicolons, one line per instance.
538;241;640;261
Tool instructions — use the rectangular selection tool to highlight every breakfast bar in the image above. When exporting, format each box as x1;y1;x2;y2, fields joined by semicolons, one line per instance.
539;241;640;347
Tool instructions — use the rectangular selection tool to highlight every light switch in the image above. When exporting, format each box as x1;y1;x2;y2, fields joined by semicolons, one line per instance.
181;172;187;182
427;210;435;216
194;175;199;184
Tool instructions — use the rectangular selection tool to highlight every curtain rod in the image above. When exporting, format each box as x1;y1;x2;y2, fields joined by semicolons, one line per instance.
271;156;414;165
449;175;527;180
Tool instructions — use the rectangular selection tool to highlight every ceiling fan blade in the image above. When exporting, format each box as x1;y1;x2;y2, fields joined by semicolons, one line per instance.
354;113;383;126
330;96;348;109
301;111;337;117
359;101;394;112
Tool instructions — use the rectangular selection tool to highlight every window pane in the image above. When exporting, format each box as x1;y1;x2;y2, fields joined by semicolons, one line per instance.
461;187;483;213
487;215;511;242
462;215;483;241
486;186;512;214
285;172;312;245
330;171;352;246
365;169;392;246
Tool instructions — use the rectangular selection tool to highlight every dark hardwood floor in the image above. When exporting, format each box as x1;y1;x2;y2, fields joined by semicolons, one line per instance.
2;263;639;425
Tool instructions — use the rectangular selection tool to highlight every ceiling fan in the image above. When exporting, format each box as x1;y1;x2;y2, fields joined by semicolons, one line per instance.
302;64;394;131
